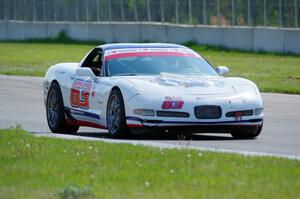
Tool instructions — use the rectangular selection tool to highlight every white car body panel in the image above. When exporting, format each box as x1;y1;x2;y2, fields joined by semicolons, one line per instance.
123;75;263;127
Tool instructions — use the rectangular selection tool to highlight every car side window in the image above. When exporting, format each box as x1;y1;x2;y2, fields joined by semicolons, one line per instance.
81;48;103;76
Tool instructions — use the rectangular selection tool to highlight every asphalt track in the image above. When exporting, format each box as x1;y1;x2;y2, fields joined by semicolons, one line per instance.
0;75;300;159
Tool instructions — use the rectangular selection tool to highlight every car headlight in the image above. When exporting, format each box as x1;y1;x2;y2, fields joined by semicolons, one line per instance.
254;108;263;115
133;109;155;116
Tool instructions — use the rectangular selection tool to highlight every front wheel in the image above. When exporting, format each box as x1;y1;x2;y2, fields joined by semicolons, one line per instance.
106;89;130;138
230;123;263;139
46;82;79;134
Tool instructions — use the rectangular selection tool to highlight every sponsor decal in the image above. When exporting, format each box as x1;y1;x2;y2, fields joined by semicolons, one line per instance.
70;79;92;109
161;96;184;109
104;48;201;61
153;76;212;88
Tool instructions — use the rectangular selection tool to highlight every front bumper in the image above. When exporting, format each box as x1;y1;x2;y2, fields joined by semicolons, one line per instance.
128;120;263;134
126;115;263;128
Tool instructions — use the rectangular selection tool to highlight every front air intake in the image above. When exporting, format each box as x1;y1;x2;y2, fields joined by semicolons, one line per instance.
156;111;190;118
194;105;222;119
226;110;253;117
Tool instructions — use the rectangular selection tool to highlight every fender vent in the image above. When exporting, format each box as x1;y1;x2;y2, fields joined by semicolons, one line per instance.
194;105;222;119
156;111;190;118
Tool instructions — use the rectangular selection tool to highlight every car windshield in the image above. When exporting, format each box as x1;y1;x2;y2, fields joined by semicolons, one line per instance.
105;49;218;77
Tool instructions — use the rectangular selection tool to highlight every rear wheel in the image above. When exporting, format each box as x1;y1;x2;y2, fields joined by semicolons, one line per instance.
230;124;263;139
46;82;79;134
106;89;130;138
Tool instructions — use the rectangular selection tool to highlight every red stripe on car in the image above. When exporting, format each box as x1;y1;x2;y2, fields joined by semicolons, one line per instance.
105;51;198;61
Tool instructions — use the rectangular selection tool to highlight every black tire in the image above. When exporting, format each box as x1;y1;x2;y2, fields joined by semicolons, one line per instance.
46;82;79;134
106;89;130;138
230;123;263;139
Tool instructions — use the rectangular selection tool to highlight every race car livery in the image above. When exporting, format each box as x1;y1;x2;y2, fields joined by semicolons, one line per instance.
44;43;263;138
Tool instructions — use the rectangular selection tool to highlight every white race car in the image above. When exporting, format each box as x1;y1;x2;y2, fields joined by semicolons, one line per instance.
44;43;263;138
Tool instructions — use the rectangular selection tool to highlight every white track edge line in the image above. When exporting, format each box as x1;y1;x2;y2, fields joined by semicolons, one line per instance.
33;133;300;161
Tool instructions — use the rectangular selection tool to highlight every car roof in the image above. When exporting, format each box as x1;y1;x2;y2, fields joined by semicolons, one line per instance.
98;43;188;51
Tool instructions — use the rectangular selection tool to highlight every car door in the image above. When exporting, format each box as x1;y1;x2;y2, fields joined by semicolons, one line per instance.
65;48;105;126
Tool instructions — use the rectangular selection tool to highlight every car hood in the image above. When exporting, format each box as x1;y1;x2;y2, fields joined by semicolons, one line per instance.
114;74;258;97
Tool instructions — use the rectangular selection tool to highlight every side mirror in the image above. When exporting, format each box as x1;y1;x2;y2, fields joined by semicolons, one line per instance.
75;68;98;82
215;66;229;76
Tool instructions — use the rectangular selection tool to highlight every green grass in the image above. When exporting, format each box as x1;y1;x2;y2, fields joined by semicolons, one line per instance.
0;128;299;199
0;42;95;77
0;41;300;93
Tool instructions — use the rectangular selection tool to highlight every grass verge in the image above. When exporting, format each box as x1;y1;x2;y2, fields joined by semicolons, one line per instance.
0;40;300;94
0;128;299;199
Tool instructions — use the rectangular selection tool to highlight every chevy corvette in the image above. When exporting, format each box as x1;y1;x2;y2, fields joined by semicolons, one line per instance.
44;43;263;138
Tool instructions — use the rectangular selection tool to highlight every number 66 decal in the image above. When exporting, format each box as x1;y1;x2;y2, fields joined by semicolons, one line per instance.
70;79;92;109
